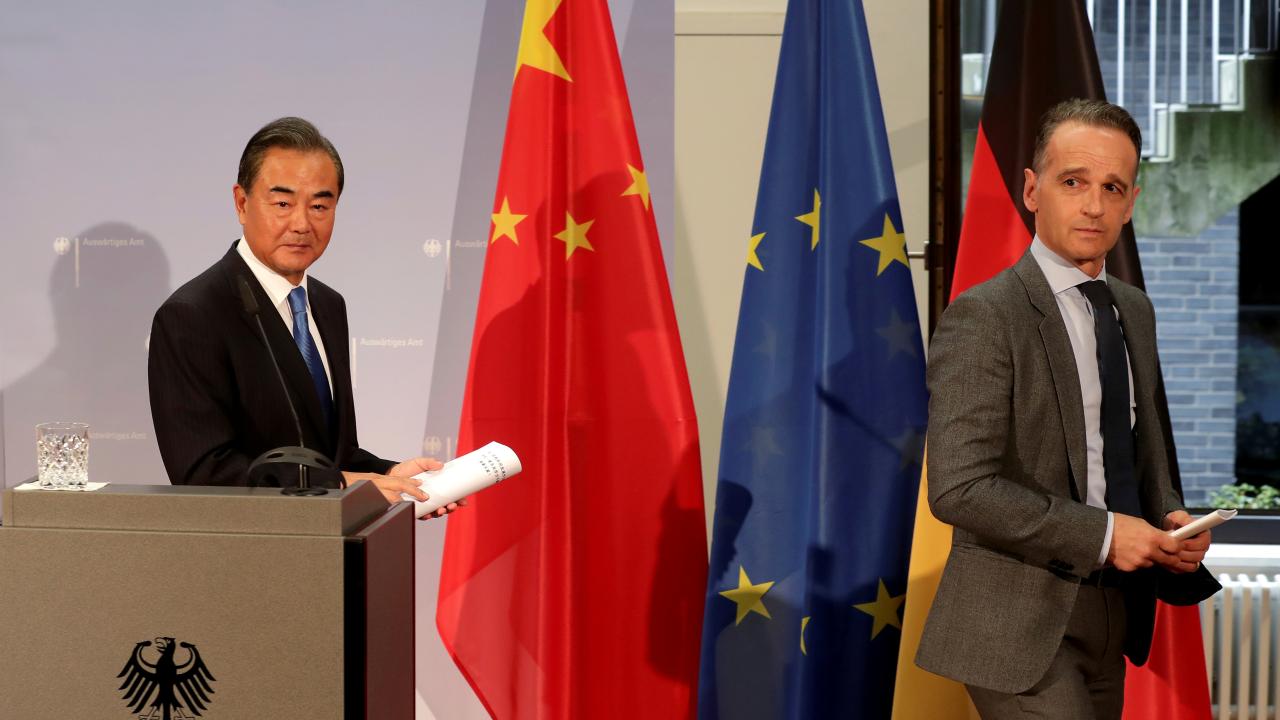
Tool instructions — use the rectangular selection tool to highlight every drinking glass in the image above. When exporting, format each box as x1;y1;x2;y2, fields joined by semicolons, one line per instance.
36;422;90;489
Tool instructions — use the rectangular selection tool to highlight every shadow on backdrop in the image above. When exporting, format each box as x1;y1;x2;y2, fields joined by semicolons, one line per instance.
420;1;520;454
1;222;171;495
414;2;523;718
621;0;675;258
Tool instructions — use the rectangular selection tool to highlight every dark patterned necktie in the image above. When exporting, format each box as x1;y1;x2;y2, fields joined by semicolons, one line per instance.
1076;280;1142;517
286;286;334;430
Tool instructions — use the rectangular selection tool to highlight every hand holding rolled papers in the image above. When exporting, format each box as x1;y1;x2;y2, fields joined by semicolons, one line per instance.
1169;508;1237;540
405;441;522;518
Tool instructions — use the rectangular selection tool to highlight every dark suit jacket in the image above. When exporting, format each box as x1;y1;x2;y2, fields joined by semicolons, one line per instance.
148;243;394;487
915;251;1212;694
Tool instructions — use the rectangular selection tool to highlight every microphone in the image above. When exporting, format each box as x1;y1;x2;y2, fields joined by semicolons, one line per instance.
237;277;305;447
237;275;336;496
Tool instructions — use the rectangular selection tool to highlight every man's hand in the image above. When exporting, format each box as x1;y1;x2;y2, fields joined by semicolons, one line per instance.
418;498;466;520
388;457;443;477
342;457;464;519
1108;513;1187;572
343;471;428;504
1163;509;1212;573
390;457;465;519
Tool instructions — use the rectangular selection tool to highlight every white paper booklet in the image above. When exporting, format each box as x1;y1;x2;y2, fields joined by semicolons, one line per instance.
406;441;522;518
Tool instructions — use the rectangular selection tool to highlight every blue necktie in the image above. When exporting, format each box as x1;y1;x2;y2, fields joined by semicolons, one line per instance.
286;286;334;430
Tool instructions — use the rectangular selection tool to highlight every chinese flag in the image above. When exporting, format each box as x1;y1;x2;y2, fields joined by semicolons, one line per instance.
436;1;708;718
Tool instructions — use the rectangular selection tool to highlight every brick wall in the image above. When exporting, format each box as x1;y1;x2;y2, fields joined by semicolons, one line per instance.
1137;209;1239;506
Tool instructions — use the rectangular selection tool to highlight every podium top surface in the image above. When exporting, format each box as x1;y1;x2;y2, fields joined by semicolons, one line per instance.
0;480;392;536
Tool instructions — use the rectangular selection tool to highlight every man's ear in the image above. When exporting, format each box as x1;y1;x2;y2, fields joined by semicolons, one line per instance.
233;184;248;225
1023;168;1039;213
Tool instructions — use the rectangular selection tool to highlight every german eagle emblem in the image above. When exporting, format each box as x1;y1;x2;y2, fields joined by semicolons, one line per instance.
117;637;216;719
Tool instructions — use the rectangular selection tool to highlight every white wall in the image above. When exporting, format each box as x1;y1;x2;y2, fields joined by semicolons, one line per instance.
673;0;931;525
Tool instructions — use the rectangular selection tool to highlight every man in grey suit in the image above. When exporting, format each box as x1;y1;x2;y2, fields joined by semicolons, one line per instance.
915;99;1213;718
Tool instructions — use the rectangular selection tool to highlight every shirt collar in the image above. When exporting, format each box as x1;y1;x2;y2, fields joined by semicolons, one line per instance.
236;237;308;310
1029;236;1107;296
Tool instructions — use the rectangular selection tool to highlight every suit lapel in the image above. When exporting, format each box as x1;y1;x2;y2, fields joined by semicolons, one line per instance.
218;247;332;450
1014;253;1090;501
1111;284;1163;521
1112;287;1153;395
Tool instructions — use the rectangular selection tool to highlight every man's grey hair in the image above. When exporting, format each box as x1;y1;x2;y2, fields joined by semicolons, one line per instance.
1031;98;1142;174
237;117;344;195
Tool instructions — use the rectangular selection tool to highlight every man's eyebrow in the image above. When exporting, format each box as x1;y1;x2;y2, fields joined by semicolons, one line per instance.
1054;167;1130;190
1096;171;1130;191
267;185;296;195
311;190;335;200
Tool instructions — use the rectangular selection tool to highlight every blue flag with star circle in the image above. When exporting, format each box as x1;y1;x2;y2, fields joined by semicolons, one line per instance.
697;0;927;717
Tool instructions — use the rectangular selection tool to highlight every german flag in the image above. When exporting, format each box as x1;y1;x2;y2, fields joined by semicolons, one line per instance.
952;0;1130;297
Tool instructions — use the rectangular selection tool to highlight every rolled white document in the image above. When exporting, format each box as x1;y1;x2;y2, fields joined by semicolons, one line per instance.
405;441;522;518
1169;508;1237;540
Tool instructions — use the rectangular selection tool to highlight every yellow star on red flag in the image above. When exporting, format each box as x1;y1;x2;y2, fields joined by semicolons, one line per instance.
554;212;595;259
515;0;572;82
491;197;527;245
621;164;651;211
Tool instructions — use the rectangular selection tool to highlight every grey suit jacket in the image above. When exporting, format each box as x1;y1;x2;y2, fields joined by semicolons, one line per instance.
914;251;1182;694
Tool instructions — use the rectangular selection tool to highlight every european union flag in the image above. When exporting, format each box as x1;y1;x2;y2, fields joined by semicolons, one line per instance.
697;1;927;717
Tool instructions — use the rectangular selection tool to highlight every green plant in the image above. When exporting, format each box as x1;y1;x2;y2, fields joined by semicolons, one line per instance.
1208;482;1280;510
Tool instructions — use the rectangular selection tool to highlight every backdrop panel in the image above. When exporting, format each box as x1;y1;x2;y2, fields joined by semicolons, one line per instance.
0;2;672;717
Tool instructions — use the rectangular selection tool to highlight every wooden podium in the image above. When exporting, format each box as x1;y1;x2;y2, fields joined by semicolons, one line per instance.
0;481;415;719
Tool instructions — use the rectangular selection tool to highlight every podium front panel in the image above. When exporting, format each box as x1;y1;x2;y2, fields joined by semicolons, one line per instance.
0;482;413;719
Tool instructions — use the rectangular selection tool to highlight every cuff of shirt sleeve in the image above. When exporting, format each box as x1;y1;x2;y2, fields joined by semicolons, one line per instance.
1097;511;1114;569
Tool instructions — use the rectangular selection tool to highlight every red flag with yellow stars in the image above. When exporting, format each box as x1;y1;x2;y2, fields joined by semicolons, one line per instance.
436;1;708;717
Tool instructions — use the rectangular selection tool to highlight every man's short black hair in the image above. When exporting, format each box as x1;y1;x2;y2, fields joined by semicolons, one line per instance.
237;117;344;195
1032;99;1142;174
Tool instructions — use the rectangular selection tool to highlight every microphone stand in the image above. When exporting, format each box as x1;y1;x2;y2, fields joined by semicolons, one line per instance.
237;276;335;496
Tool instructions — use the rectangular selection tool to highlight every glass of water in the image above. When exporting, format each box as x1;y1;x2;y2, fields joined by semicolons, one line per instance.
36;422;90;489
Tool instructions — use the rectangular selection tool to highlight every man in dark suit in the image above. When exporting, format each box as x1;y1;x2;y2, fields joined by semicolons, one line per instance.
148;117;450;509
915;100;1213;717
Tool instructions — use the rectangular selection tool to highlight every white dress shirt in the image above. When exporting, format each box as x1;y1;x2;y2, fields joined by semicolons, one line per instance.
236;238;334;396
1029;237;1137;568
